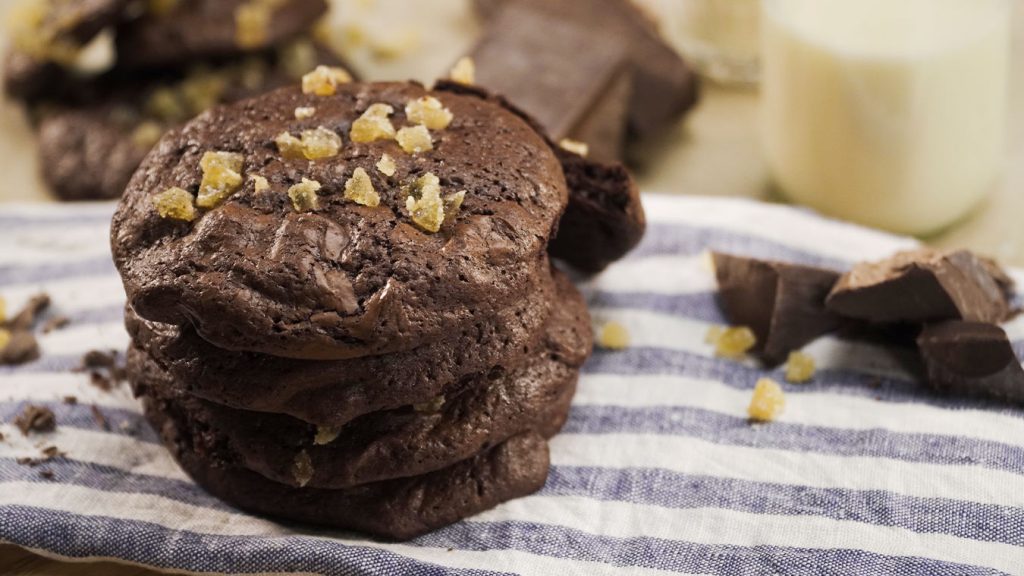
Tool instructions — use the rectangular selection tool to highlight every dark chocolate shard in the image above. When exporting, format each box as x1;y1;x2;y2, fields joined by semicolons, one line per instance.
917;321;1024;403
826;249;1012;325
467;2;632;163
713;252;842;366
472;0;699;141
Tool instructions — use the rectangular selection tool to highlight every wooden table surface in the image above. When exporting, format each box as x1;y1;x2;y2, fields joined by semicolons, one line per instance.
1;0;1023;573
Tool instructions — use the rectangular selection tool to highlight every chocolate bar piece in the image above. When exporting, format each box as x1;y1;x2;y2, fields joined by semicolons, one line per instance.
827;249;1013;324
473;0;699;142
917;321;1024;404
467;2;632;163
712;253;842;366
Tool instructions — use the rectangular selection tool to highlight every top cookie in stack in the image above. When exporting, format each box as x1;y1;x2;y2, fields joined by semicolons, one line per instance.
111;73;644;539
4;0;345;200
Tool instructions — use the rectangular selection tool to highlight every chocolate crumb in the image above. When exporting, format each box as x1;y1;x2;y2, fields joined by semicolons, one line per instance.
8;293;50;331
0;330;40;365
63;396;77;405
16;456;34;466
41;315;70;334
91;405;110;431
39;469;54;480
14;405;56;436
41;445;64;459
0;431;4;442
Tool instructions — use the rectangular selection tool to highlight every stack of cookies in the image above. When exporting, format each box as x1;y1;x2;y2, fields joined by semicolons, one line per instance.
5;0;344;200
112;75;644;539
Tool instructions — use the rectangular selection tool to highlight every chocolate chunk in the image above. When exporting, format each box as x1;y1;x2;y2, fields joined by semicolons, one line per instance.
467;2;632;163
917;321;1024;404
41;315;70;333
14;405;56;436
8;293;50;331
0;331;41;366
827;249;1013;324
713;252;842;366
474;0;700;140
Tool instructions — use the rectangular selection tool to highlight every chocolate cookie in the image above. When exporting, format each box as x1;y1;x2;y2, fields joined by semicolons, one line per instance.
436;80;646;273
116;0;328;69
38;39;346;200
144;394;550;540
128;272;589;488
3;0;128;100
127;269;578;427
112;81;568;360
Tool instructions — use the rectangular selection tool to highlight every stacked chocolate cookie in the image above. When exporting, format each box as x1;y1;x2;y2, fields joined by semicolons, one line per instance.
5;0;344;200
113;77;643;539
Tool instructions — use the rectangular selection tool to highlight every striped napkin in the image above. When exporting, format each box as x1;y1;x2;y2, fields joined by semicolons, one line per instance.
2;194;1023;576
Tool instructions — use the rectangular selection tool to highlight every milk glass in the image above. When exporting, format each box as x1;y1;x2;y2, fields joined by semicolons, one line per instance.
674;0;761;84
761;0;1011;235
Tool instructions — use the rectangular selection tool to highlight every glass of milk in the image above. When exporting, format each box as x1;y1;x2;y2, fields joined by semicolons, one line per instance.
761;0;1011;236
672;0;762;85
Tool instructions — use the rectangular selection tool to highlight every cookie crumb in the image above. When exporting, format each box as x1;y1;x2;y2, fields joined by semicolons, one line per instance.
559;138;589;158
350;103;396;142
413;395;445;413
252;175;270;193
132;121;164;148
288;178;321;212
153;187;197;221
748;378;785;422
234;2;271;49
301;65;352;96
197;151;244;208
91;405;110;431
376;153;396;176
343;167;380;207
450;57;475;84
62;396;77;405
405;96;453;130
292;450;315;487
14;405;55;436
39;469;55;480
710;326;757;359
314;426;340;446
41;315;70;334
405;173;445;232
396;125;433;153
784;351;816;384
294;106;316;120
598;321;630;350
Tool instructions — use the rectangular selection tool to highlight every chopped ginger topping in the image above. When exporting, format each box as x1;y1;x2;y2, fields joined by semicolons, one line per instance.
784;351;816;384
405;96;453;130
559;138;589;158
405;173;445;232
153;187;197;221
275;126;341;160
376;153;396;176
292;450;314;487
301;65;352;96
234;2;271;49
294;106;316;120
196;151;244;208
350;103;396;143
598;321;630;350
0;328;10;351
704;325;725;344
314;426;340;445
748;378;785;422
131;121;164;148
344;167;380;207
251;175;270;193
288;178;321;212
709;326;757;359
396;125;433;153
450;56;475;84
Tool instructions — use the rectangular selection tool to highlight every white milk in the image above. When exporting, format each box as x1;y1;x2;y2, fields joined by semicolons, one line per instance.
761;0;1011;235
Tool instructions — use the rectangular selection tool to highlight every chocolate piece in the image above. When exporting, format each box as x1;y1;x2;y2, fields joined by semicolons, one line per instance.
0;331;41;366
435;81;646;273
8;293;50;331
826;249;1013;324
713;252;842;366
112;82;567;360
917;321;1024;403
474;0;700;140
14;405;56;435
466;3;632;163
115;0;327;69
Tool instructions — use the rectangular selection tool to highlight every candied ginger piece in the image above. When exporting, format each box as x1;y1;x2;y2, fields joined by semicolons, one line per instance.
748;378;785;422
153;187;197;221
598;321;630;350
288;178;321;212
350;103;395;142
344;167;380;207
196;151;244;208
784;351;816;384
396;124;432;153
405;96;452;130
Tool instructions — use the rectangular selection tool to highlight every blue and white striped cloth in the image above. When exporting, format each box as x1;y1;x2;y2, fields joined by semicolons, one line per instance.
2;194;1023;575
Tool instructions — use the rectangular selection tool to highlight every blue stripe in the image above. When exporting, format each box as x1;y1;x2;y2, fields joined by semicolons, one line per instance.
0;505;508;576
419;521;1008;576
544;466;1024;548
564;404;1024;476
0;257;116;287
0;210;114;230
585;289;726;323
